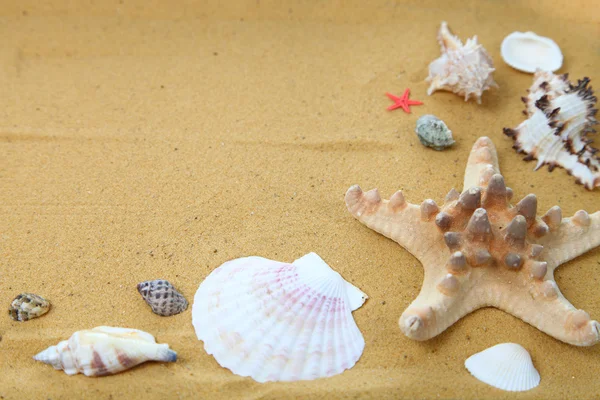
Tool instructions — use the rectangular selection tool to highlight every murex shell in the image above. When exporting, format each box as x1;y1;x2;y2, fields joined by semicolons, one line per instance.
415;114;455;151
426;21;498;104
137;279;188;316
33;326;177;376
504;71;599;189
501;31;563;73
192;252;368;382
465;343;540;392
9;293;50;322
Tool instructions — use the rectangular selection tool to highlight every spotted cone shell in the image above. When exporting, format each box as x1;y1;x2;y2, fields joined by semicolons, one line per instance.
137;280;188;316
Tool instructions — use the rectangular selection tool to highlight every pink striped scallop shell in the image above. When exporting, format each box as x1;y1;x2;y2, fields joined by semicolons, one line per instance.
192;252;367;382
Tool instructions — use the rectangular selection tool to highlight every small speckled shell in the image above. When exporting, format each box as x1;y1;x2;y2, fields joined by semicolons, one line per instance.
9;293;50;322
415;115;455;151
137;280;188;317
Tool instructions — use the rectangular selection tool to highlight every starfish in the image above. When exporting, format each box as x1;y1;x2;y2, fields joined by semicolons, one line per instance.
345;137;600;346
386;89;424;113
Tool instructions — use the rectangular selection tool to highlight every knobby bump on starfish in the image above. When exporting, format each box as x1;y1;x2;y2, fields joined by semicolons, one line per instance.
345;137;600;346
386;89;424;113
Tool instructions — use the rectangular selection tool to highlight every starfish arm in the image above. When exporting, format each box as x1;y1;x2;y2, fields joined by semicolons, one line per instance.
538;211;600;271
400;89;410;102
399;264;484;341
462;137;500;191
345;185;443;261
490;279;600;346
386;93;401;102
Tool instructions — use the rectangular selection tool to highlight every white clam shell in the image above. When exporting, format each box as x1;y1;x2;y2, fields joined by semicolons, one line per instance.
33;326;177;376
192;252;368;382
465;343;540;391
501;32;563;73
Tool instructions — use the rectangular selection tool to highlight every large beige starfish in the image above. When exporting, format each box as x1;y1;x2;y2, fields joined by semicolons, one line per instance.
345;137;600;346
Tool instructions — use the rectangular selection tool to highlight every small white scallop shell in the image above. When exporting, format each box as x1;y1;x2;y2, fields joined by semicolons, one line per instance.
465;343;540;391
501;32;563;73
33;326;177;376
192;252;368;382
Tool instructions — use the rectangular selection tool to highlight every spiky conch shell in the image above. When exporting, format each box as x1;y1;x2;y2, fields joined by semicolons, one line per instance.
33;326;177;376
426;21;498;104
504;70;600;189
192;252;368;382
465;343;540;392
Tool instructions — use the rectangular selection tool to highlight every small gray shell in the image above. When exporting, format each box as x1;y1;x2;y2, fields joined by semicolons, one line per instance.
415;114;455;151
9;293;51;321
137;280;188;317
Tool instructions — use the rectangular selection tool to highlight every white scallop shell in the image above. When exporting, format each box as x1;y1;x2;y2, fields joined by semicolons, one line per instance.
465;343;540;392
192;252;368;382
33;326;177;376
501;32;563;73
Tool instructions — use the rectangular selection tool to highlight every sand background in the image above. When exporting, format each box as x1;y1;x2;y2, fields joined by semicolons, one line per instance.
1;0;599;398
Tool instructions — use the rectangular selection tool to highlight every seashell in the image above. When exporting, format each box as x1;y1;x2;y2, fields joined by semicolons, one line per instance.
501;31;563;74
192;252;368;382
504;71;599;189
137;279;188;317
9;293;50;322
426;21;498;104
33;326;177;376
415;114;455;151
465;343;540;392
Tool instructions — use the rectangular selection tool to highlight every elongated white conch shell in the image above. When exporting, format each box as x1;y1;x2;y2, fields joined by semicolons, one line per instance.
504;71;599;189
192;252;368;382
501;32;563;73
465;343;540;392
33;326;177;376
426;21;498;104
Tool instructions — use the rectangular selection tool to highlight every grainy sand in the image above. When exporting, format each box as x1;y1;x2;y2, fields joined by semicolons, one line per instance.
1;1;599;398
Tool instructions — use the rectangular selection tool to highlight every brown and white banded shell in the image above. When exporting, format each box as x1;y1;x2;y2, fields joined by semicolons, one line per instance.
504;71;599;189
33;326;177;376
137;279;188;317
426;22;498;104
9;293;50;322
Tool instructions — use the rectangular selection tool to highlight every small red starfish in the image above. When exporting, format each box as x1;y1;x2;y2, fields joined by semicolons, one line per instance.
386;89;423;113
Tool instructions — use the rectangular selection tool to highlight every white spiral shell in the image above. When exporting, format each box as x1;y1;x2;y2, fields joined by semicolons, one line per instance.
33;326;177;376
426;21;498;104
192;252;368;382
465;343;540;391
